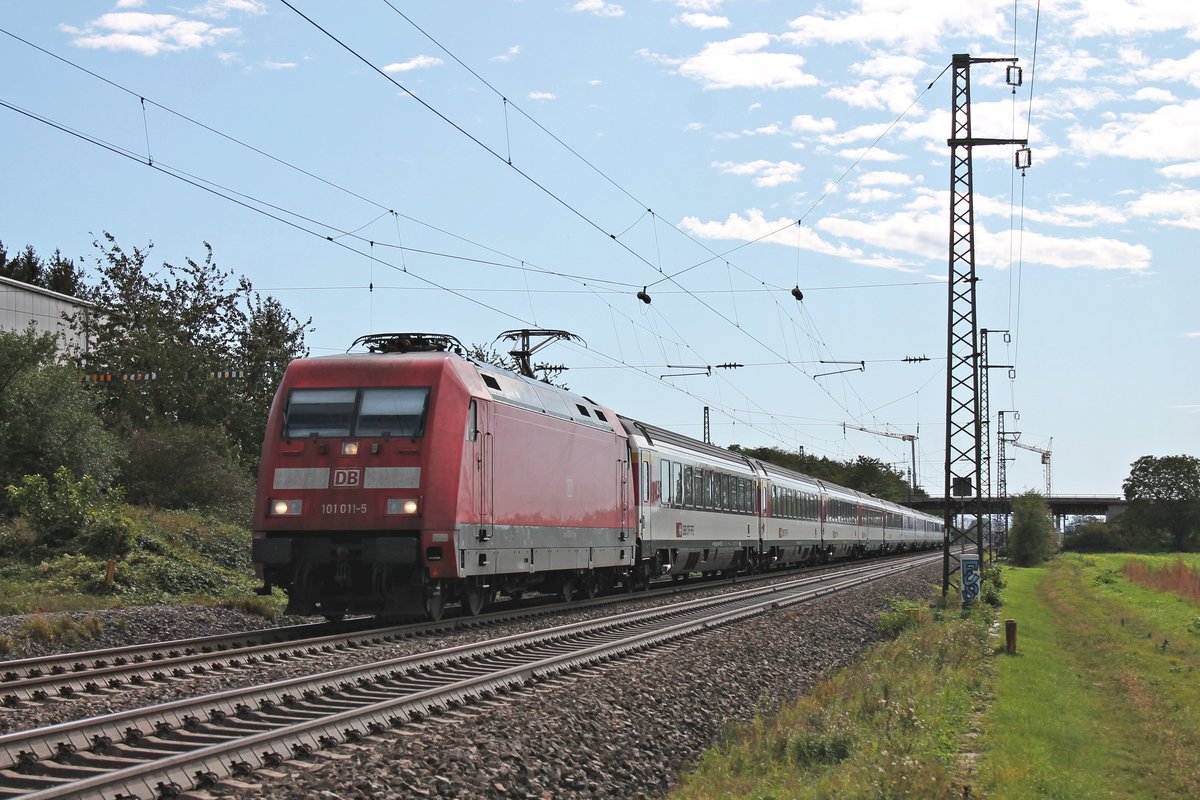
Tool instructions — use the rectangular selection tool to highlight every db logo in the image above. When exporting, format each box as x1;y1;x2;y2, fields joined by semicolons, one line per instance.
332;469;361;488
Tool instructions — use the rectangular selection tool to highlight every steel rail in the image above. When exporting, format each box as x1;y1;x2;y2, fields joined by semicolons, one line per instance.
0;554;921;705
0;554;937;799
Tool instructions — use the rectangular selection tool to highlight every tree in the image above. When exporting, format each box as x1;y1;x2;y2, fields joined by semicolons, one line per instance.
1008;491;1054;566
68;232;309;466
0;241;86;296
727;445;923;502
1121;455;1200;551
0;325;121;514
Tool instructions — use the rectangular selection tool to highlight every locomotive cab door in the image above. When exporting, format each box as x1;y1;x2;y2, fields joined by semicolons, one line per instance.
472;399;494;540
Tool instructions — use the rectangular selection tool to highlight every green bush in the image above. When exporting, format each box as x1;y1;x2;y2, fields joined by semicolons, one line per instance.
1063;520;1129;553
120;423;255;525
878;598;926;636
5;467;132;559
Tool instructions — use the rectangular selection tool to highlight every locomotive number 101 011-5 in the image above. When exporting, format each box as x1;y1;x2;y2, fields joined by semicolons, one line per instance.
321;503;368;515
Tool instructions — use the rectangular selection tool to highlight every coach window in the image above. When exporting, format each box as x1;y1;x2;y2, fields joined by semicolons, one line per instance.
642;460;650;503
674;462;684;508
683;465;694;507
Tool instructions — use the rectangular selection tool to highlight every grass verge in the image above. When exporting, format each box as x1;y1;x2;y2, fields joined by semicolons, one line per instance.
671;594;993;800
977;554;1200;799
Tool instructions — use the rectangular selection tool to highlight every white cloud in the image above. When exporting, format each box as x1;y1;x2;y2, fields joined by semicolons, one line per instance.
1062;1;1200;38
1137;50;1200;88
1132;87;1178;103
826;75;918;114
783;1;1008;53
492;45;521;62
837;147;904;162
1128;188;1200;230
189;0;265;19
675;0;723;10
678;209;866;261
529;91;557;101
1037;45;1105;83
1186;332;1200;338
573;0;625;18
383;55;443;73
713;159;804;187
1070;98;1200;162
67;12;237;55
114;0;146;7
678;13;730;30
816;206;1152;272
790;114;837;134
1161;162;1200;179
638;33;817;90
850;53;929;78
847;188;898;204
857;171;913;187
262;60;295;70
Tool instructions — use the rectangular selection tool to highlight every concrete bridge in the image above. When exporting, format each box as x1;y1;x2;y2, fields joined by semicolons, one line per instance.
903;495;1127;522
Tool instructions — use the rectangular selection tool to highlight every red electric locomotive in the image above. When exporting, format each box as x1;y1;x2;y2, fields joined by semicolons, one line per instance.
253;333;633;620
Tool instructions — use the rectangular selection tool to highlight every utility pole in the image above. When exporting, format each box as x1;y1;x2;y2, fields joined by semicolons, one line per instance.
842;423;918;499
995;410;1019;550
979;328;1013;561
942;54;1027;599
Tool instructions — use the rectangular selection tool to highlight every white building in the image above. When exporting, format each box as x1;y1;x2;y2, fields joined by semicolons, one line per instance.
0;275;93;354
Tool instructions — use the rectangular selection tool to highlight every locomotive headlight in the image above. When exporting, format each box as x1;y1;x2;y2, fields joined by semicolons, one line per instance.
386;498;420;515
341;441;360;456
270;499;303;516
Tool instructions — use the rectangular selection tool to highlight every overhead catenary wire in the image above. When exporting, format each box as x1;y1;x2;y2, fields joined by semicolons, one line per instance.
1;19;940;468
287;3;946;442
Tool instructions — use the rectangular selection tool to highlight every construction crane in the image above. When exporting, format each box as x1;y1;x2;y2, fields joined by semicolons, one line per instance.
842;423;918;495
1012;437;1052;496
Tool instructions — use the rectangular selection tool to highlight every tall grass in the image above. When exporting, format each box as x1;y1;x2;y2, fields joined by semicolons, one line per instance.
1124;557;1200;604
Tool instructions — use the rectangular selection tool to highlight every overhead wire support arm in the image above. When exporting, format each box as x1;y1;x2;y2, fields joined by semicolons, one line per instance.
843;423;919;496
814;360;865;379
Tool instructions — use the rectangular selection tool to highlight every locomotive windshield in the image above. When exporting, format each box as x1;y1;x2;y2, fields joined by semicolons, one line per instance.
284;387;430;438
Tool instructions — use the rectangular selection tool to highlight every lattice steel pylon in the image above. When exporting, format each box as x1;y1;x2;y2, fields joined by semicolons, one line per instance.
942;54;1027;598
979;328;1012;561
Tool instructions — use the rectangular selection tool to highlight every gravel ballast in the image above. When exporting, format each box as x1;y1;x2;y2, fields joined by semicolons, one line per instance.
0;563;943;797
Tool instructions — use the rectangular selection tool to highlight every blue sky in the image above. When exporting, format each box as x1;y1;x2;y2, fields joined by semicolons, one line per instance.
1;0;1197;498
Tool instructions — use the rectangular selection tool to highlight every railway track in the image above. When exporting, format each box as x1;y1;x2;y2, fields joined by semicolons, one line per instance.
0;553;937;799
0;554;923;707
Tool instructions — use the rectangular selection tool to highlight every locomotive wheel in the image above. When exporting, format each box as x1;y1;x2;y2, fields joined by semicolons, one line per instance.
424;582;446;622
558;574;576;602
463;579;487;617
581;573;600;600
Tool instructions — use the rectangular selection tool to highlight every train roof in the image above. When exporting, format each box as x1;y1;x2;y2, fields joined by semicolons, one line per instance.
292;347;622;434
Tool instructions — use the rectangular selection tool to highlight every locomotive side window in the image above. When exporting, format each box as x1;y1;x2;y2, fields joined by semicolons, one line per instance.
641;459;650;503
466;400;478;441
284;389;356;437
358;388;429;437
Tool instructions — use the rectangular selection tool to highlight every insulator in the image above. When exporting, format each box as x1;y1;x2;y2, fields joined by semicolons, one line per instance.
791;286;804;301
